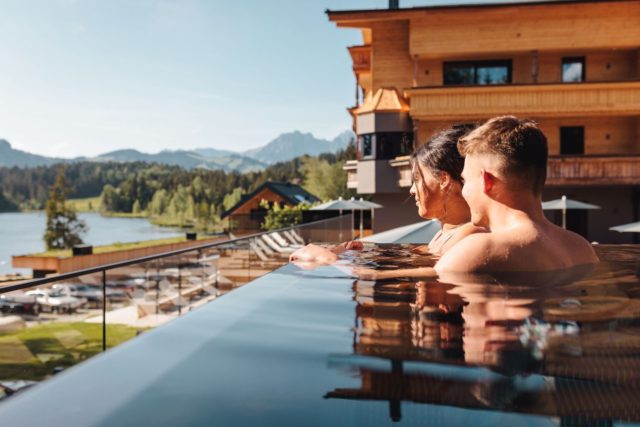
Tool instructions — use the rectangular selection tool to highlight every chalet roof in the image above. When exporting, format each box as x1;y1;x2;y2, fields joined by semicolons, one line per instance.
355;88;410;115
327;0;636;21
221;182;320;218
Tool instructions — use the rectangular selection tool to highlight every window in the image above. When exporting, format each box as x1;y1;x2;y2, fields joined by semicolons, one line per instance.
444;60;512;85
562;57;585;82
359;134;374;159
376;132;413;160
560;126;585;155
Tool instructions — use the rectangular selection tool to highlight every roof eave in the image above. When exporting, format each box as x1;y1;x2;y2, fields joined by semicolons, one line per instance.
326;0;637;24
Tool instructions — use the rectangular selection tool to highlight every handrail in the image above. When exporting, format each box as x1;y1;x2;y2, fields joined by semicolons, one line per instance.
0;215;345;294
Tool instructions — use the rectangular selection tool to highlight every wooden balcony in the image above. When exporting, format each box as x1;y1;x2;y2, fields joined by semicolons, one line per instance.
406;81;640;120
546;155;640;186
389;156;412;188
388;155;640;189
344;160;358;189
347;45;371;75
349;155;640;193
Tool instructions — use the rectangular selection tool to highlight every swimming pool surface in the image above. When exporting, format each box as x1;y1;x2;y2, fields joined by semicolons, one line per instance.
0;244;638;426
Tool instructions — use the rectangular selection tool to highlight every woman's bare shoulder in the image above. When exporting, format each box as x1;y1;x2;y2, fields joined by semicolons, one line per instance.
458;222;488;236
440;223;487;253
436;233;494;273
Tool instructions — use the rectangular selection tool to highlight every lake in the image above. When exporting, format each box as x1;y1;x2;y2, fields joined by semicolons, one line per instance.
0;212;182;276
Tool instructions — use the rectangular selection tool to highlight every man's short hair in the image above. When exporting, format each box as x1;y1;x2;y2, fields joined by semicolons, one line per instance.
457;116;548;195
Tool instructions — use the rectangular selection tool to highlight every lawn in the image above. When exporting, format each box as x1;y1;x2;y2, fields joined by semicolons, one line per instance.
66;197;102;213
30;235;193;257
0;322;140;381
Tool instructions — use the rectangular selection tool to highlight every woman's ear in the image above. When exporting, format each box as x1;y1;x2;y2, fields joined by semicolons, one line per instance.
439;172;451;190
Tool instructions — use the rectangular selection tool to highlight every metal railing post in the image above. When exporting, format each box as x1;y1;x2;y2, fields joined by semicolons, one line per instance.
247;241;251;283
102;269;107;352
155;260;160;315
178;259;182;316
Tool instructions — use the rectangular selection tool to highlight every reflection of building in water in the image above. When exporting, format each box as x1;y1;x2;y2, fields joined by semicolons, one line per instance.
327;0;640;242
327;277;640;424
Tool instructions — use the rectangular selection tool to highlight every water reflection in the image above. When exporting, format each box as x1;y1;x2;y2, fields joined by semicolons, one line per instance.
326;245;640;424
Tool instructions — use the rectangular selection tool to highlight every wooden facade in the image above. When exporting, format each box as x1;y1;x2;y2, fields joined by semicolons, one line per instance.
221;182;319;234
329;0;640;242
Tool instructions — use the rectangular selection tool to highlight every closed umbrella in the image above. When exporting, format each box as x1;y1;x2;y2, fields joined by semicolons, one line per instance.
610;221;640;233
355;197;383;238
363;220;441;244
542;195;600;229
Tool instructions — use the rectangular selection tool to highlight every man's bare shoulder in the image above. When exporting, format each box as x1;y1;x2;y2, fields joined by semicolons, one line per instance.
549;224;599;264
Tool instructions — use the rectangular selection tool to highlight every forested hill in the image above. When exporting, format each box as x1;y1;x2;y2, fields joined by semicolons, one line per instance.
0;144;356;229
0;131;354;171
0;139;66;168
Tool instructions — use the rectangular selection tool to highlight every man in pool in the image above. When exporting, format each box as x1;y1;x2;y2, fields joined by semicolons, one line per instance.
435;115;598;274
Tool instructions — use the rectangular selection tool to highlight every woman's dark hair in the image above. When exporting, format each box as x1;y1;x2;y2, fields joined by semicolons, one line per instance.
410;124;476;183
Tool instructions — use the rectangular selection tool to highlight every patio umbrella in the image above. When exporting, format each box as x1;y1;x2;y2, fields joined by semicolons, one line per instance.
311;197;363;240
355;197;383;238
542;195;600;229
610;221;640;233
363;220;441;244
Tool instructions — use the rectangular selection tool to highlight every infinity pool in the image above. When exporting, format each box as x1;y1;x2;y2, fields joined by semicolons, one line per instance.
0;244;638;426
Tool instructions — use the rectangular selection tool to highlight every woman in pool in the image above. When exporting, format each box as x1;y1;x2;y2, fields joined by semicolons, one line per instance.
290;124;484;267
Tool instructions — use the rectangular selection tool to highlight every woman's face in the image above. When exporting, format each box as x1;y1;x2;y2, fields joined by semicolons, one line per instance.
409;163;447;220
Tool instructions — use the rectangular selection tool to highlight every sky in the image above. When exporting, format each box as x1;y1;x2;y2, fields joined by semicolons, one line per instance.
0;0;483;158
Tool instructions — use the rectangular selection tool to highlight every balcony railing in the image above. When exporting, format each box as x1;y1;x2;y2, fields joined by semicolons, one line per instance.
406;81;640;120
347;45;371;74
387;155;640;190
389;156;412;188
546;155;640;186
344;160;358;189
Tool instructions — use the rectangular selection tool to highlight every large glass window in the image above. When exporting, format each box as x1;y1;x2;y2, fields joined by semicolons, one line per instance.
444;60;512;85
376;132;413;160
358;133;413;160
560;126;585;155
359;134;374;159
562;57;585;83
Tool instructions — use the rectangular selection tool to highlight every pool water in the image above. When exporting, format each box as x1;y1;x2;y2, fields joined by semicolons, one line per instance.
324;244;640;425
0;244;638;426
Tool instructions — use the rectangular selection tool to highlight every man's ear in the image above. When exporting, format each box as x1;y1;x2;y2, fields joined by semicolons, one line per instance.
481;169;495;194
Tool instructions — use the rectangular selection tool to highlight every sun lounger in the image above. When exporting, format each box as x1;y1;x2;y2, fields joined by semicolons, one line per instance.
249;241;273;262
255;238;276;256
261;234;295;253
285;229;306;245
270;232;302;249
282;229;302;246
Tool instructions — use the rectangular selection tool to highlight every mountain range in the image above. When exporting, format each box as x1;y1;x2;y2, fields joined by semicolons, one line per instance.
0;130;354;173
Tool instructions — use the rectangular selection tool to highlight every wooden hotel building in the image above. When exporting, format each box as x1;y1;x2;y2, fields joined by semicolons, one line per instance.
328;0;640;243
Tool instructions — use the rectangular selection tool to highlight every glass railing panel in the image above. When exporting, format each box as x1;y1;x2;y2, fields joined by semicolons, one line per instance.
295;213;353;244
0;216;352;399
0;274;139;389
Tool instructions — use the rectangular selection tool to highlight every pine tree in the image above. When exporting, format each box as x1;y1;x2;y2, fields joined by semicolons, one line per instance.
44;166;88;250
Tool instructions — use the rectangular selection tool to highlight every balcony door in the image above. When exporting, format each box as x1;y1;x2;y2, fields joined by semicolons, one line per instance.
560;126;585;155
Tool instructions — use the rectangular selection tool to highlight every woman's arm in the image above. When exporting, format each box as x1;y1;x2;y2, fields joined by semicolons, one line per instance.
289;244;338;264
353;266;437;281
